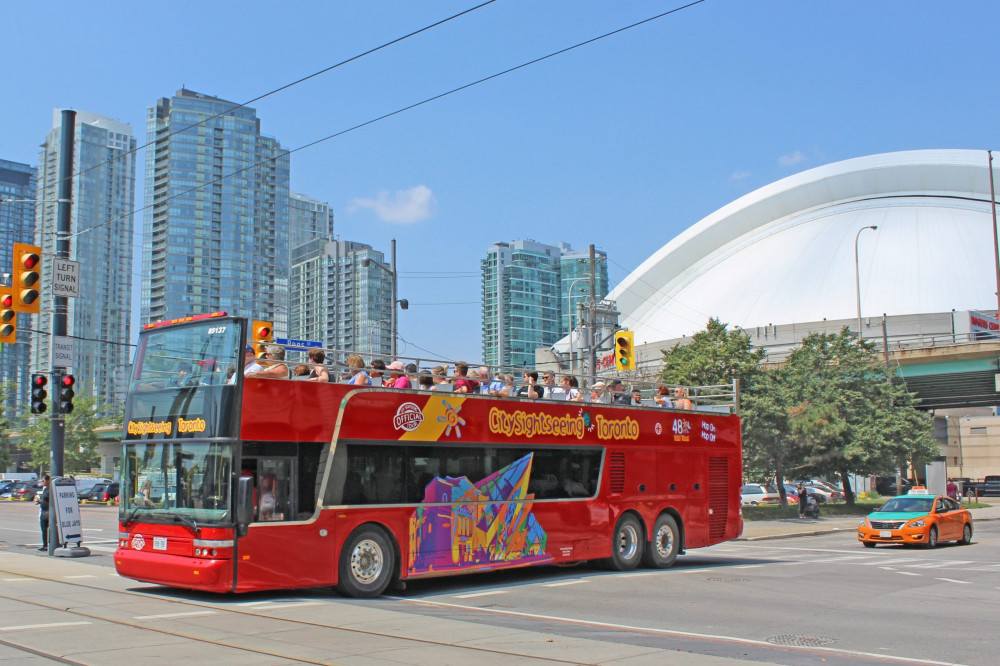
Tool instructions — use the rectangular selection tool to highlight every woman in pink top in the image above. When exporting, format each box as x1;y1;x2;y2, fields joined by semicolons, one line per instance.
387;361;410;388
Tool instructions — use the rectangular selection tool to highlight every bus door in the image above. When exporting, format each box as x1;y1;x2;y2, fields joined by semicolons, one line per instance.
235;453;331;591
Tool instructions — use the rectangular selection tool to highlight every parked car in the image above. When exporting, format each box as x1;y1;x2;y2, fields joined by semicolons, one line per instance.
74;477;103;499
875;477;914;496
84;482;119;503
781;483;800;504
0;480;16;497
858;488;973;548
12;480;42;501
805;483;843;503
741;483;780;506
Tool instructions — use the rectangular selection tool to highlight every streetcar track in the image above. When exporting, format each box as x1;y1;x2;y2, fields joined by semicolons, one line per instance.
0;567;589;664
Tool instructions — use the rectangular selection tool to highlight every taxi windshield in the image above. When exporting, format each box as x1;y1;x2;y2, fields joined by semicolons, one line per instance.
879;496;935;513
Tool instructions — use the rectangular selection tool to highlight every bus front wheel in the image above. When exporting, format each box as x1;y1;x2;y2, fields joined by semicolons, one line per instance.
607;514;644;571
337;525;396;598
641;514;680;568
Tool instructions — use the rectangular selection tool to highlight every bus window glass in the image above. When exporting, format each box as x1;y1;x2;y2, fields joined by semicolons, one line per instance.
125;319;242;440
121;442;232;525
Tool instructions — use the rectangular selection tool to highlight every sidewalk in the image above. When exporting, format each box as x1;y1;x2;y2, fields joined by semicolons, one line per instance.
739;502;1000;540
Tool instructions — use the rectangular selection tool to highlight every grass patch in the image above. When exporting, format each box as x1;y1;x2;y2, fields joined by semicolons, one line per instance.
741;498;993;521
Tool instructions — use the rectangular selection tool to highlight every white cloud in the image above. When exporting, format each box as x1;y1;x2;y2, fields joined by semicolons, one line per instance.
730;170;751;180
778;150;806;167
349;185;435;223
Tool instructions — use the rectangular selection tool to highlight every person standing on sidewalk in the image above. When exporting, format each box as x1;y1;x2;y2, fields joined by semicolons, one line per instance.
36;474;50;551
797;483;807;518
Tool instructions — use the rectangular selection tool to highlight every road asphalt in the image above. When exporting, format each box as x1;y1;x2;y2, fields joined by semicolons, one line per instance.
1;501;997;665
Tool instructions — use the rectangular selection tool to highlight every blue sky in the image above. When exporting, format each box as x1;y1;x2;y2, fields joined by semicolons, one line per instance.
4;0;999;363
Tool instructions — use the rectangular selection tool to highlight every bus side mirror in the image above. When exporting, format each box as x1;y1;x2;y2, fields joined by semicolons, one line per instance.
236;476;254;536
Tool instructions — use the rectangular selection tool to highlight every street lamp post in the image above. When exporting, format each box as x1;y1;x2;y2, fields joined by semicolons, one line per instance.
566;278;591;377
361;239;407;357
854;225;878;340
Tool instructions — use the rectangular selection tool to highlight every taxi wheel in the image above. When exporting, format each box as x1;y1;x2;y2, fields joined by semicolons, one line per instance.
924;526;938;549
863;541;876;548
959;523;973;545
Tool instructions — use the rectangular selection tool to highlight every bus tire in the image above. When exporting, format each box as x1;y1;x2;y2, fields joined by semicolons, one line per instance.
606;514;644;571
336;525;395;598
641;513;680;568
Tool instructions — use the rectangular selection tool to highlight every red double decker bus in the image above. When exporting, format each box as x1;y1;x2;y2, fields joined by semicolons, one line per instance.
115;314;742;597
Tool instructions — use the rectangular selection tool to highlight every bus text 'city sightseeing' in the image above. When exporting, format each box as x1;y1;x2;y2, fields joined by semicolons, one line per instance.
115;315;743;597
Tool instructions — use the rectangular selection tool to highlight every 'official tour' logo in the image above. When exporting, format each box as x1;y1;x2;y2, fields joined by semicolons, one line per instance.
131;533;146;550
393;402;424;431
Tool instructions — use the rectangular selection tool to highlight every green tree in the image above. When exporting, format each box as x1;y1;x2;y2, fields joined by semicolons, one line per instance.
659;318;765;390
782;329;937;503
740;366;797;503
22;394;118;473
0;380;17;470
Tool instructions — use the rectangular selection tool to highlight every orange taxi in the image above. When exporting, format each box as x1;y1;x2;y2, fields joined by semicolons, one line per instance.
857;487;973;548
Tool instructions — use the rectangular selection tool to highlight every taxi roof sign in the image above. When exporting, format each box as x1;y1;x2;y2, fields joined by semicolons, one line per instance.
907;486;930;494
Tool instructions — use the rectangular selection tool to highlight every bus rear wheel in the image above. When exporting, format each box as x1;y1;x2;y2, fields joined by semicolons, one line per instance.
641;514;679;568
337;525;395;598
607;514;644;571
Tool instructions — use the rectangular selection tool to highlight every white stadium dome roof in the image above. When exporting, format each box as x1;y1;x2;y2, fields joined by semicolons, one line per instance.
611;149;999;345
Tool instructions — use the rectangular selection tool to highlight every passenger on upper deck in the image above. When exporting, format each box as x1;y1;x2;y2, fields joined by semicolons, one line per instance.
516;371;545;399
609;379;630;405
387;361;410;388
589;381;609;404
453;362;480;394
306;349;329;383
369;359;386;386
673;386;693;410
247;344;290;379
345;355;371;386
542;371;556;396
244;345;264;376
431;365;452;391
292;364;311;380
561;375;584;402
418;372;434;390
485;368;504;395
654;385;674;408
629;389;643;406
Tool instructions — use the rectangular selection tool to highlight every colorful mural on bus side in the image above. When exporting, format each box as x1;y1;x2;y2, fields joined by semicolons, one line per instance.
407;453;552;575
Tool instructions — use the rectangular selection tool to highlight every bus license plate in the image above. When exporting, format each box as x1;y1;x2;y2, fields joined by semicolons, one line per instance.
153;536;167;550
879;530;892;538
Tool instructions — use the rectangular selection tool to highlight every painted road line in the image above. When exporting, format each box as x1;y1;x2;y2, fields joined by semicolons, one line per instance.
256;602;323;610
897;571;920;576
541;579;588;587
0;621;91;632
454;590;507;599
935;578;971;584
862;558;916;566
909;561;972;568
134;611;217;620
2;577;34;582
64;575;96;579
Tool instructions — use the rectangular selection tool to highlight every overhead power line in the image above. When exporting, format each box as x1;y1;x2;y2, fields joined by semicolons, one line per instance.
51;1;498;193
66;0;708;244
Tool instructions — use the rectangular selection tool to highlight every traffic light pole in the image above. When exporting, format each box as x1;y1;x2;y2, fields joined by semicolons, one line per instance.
48;109;75;555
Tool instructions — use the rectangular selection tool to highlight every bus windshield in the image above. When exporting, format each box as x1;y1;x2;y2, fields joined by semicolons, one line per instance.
121;441;233;526
126;317;242;441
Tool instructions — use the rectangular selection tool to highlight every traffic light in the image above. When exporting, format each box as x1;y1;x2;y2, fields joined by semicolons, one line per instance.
30;374;48;414
251;320;273;353
58;374;75;414
11;242;42;314
0;292;15;344
613;330;635;370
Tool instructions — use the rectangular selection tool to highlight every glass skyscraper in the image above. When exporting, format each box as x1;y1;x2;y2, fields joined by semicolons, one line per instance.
289;192;335;250
141;89;290;333
0;159;36;415
33;111;137;408
290;238;392;361
482;240;609;369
